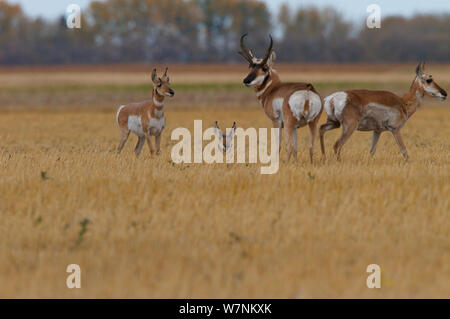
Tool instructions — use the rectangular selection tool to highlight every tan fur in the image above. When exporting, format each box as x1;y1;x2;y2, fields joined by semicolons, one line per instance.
243;59;322;164
117;68;174;156
320;63;447;161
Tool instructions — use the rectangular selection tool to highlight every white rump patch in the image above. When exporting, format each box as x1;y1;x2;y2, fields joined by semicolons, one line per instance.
324;92;347;122
116;105;125;123
128;115;145;137
288;91;322;123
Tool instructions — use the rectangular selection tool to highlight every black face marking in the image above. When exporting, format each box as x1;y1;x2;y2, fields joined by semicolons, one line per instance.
426;79;433;84
243;71;257;85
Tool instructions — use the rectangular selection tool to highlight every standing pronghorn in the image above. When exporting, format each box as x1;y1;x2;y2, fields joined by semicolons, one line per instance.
116;68;174;156
320;62;447;161
239;34;323;163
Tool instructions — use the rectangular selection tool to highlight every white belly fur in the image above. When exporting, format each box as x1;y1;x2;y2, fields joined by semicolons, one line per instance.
272;98;284;123
148;115;165;136
358;103;401;131
324;92;347;122
128;115;145;137
288;90;322;123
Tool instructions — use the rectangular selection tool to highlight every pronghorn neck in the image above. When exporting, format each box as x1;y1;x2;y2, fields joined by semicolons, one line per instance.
152;88;165;110
255;70;280;104
402;77;424;119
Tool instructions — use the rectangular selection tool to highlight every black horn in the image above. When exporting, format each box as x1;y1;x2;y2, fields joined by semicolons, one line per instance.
261;35;273;66
239;34;254;64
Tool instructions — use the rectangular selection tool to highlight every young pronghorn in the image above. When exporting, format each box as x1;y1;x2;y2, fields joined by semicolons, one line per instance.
239;34;323;163
116;68;174;156
214;121;236;152
320;62;447;161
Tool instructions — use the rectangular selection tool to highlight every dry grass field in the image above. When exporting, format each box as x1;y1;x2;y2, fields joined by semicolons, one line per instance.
0;64;449;298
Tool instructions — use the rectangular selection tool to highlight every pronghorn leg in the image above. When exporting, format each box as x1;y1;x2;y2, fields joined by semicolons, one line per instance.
308;121;318;164
278;126;283;153
333;120;358;161
155;133;162;155
117;129;130;155
134;136;145;157
272;120;283;153
145;133;155;155
391;129;409;160
319;119;340;159
370;131;382;156
283;120;296;163
292;128;298;162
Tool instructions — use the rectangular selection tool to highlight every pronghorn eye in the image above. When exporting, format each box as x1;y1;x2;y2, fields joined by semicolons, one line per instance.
426;79;433;84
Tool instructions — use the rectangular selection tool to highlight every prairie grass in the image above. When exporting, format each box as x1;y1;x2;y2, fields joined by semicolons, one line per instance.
0;102;449;298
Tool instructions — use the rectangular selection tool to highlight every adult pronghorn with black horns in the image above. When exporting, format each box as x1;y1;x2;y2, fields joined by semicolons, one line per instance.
239;34;323;163
116;68;174;156
320;62;447;161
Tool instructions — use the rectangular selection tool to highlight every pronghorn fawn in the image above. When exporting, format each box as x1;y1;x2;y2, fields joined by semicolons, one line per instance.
116;68;174;156
239;34;323;163
214;121;236;152
320;62;447;161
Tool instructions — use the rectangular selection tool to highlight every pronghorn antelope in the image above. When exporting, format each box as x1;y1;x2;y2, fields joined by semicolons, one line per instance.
320;62;447;161
239;34;323;163
214;121;237;152
116;68;174;156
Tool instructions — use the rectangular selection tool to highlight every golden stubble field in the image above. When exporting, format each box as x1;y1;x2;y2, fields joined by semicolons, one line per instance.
0;64;449;298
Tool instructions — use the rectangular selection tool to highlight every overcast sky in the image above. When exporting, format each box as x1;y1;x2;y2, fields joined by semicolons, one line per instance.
7;0;450;22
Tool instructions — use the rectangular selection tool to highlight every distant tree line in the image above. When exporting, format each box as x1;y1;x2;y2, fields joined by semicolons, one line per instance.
0;0;449;64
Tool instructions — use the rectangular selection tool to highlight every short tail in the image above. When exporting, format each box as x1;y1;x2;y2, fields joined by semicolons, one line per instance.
116;105;125;123
304;99;310;118
323;96;335;120
304;84;313;118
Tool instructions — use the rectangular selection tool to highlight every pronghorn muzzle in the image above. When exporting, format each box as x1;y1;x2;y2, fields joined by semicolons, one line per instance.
243;72;257;86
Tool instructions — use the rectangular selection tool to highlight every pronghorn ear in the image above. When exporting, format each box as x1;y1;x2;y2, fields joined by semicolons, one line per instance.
266;51;276;68
420;61;426;73
227;122;237;139
151;69;158;84
214;121;223;138
163;67;169;81
416;62;426;77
